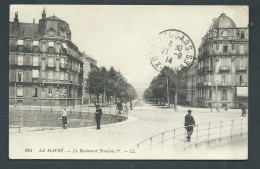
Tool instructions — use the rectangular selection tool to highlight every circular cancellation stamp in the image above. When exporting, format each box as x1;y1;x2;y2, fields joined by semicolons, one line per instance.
150;29;196;72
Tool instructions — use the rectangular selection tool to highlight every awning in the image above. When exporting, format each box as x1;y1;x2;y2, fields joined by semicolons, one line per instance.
17;40;24;45
237;87;248;97
62;43;67;49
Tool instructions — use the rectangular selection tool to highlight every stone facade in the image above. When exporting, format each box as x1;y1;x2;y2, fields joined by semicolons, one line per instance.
9;9;84;105
186;13;248;108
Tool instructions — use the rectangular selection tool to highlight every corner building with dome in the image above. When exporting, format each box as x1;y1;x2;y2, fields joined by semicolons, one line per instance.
9;9;84;106
186;13;248;108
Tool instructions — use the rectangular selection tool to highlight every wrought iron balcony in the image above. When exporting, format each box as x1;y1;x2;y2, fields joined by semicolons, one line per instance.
236;65;247;72
219;65;230;72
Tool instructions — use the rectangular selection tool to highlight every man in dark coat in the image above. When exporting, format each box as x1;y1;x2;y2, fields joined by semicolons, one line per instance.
95;105;102;130
241;104;247;117
117;101;123;115
184;110;196;142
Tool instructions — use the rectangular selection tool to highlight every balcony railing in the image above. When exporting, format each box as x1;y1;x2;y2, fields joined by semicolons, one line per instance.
221;97;228;101
216;81;236;86
41;79;71;84
236;65;247;72
219;65;230;72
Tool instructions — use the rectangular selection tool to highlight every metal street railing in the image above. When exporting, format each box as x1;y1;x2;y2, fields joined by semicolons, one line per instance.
132;119;248;152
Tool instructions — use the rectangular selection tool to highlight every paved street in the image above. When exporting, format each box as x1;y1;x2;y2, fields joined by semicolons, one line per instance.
9;103;247;159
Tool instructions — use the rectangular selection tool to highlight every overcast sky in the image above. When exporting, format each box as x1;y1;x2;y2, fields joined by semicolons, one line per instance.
10;5;248;97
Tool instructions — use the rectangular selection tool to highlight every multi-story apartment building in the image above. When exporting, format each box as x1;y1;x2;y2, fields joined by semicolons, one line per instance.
82;53;99;104
186;60;199;106
9;9;84;105
193;13;248;108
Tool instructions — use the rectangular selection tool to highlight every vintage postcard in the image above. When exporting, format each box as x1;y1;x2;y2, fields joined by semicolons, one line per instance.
9;5;248;159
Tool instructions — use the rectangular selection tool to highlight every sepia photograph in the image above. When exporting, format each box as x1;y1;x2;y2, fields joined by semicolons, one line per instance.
9;5;248;160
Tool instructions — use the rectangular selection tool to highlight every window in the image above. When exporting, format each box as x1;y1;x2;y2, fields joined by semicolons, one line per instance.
48;71;54;80
24;40;32;48
48;57;54;67
222;74;227;85
32;70;39;78
10;39;17;46
223;46;228;53
41;43;47;52
240;44;245;54
65;73;69;80
209;89;212;98
231;45;235;50
48;41;54;47
17;40;24;46
33;56;39;66
24;55;31;65
60;72;65;80
55;43;61;53
18;55;23;65
55;72;60;80
18;70;23;82
216;44;219;51
241;31;245;39
33;41;39;46
17;87;23;97
24;71;31;82
60;58;65;68
32;88;38;97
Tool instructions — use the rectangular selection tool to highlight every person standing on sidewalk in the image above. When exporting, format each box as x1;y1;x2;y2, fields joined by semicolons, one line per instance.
124;101;129;119
60;106;68;129
116;101;123;115
241;104;247;117
130;101;133;110
184;110;196;142
95;105;102;130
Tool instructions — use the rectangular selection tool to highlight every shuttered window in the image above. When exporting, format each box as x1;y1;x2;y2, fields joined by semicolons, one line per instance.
24;55;32;65
48;57;54;67
24;71;31;82
48;71;54;80
9;54;17;65
24;87;31;97
240;44;245;54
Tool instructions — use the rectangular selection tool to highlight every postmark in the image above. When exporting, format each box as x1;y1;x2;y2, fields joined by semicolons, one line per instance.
150;29;196;72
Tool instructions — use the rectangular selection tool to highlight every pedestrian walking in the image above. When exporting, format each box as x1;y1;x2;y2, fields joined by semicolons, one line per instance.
117;101;123;115
184;110;196;142
241;104;247;117
223;102;228;111
60;106;68;129
124;101;128;119
130;101;133;110
95;105;102;130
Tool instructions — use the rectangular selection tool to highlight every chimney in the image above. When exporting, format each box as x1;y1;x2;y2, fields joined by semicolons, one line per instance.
33;18;35;24
42;7;46;19
14;11;19;22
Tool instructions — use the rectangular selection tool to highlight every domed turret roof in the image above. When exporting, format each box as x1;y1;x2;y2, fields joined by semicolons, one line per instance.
46;16;65;22
210;13;236;30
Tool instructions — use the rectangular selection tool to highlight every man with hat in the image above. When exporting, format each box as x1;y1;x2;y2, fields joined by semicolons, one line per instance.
184;109;196;142
95;104;102;130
